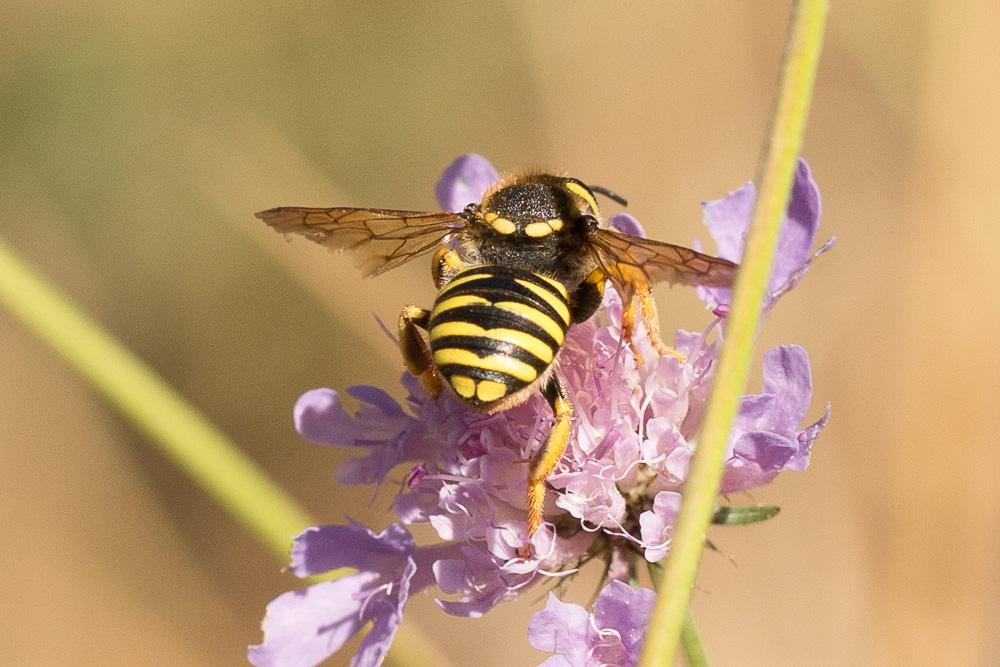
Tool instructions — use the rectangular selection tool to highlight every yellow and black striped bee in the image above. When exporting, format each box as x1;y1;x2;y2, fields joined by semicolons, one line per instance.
257;172;737;540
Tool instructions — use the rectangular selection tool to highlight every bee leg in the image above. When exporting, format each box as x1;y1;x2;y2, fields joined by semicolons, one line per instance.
569;268;607;324
431;246;465;289
621;284;685;365
398;305;444;398
637;289;685;363
526;375;574;541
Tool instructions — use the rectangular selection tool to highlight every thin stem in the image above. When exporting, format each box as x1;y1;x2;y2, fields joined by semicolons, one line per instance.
649;563;710;667
681;607;710;667
0;237;312;560
0;237;447;666
638;2;829;666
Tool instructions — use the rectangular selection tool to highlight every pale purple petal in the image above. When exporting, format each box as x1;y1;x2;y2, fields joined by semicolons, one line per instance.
761;345;812;431
771;159;822;290
698;158;827;309
248;573;378;667
290;521;413;577
593;581;656;660
638;491;682;563
293;387;414;485
351;558;416;667
609;212;647;238
789;403;831;470
528;594;590;666
294;388;410;449
733;431;798;470
435;154;500;212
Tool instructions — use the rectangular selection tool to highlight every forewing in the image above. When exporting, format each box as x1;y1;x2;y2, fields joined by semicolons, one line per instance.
255;207;467;277
589;227;737;295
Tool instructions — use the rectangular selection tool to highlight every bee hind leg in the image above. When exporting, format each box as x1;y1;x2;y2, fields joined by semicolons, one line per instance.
398;305;444;398
524;375;573;550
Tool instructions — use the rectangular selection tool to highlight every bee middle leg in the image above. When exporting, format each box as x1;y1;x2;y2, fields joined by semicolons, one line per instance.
526;374;574;539
621;282;685;365
398;305;444;398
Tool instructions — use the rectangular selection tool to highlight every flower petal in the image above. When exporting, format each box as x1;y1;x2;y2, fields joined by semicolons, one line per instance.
593;581;656;661
435;154;500;212
248;573;378;667
771;159;822;291
351;557;417;667
761;345;813;431
289;521;413;578
527;593;590;663
609;212;647;238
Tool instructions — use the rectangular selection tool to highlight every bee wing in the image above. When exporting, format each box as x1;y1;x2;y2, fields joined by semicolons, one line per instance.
588;227;738;296
256;207;468;277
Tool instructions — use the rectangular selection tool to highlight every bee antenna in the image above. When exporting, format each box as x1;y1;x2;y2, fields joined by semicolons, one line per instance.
588;184;628;208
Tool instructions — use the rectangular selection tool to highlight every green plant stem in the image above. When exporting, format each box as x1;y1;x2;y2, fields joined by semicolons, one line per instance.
0;237;312;560
649;563;709;666
638;2;829;666
0;237;449;665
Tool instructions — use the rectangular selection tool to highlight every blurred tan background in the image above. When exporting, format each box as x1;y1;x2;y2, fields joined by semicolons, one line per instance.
3;1;999;665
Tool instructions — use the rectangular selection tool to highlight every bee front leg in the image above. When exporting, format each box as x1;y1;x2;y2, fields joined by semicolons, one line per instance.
431;246;465;289
398;305;444;398
525;375;573;542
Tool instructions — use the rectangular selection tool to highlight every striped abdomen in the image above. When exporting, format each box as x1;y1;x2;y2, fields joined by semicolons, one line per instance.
428;265;571;410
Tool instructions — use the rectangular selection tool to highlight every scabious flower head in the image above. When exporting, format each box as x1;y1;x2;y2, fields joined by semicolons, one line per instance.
250;154;832;667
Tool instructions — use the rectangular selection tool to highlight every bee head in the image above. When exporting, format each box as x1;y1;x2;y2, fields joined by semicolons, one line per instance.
475;175;606;240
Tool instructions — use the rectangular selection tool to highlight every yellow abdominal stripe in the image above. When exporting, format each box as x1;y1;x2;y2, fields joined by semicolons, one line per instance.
494;301;565;344
432;294;490;316
447;375;509;402
535;274;569;298
441;272;493;292
430;321;554;363
475;379;508;402
433;348;538;382
514;279;571;324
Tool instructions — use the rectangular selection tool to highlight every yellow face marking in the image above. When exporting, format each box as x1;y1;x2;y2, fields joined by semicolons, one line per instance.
491;217;516;235
440;272;493;293
433;348;538;383
430;321;554;363
476;380;508;402
515;279;571;325
494;301;565;344
524;221;554;238
565;181;600;214
432;294;491;316
548;218;564;231
450;374;476;398
534;274;569;298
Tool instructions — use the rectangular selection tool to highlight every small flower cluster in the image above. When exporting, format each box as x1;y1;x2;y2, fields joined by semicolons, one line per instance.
249;155;832;667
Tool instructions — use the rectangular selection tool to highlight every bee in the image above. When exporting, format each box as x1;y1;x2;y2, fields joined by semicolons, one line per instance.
257;172;737;541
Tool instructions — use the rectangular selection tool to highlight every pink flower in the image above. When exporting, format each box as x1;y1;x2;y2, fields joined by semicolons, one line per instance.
250;154;832;666
528;580;656;666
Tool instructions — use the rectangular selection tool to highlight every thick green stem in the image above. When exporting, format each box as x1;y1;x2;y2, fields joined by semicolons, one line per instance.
638;2;829;665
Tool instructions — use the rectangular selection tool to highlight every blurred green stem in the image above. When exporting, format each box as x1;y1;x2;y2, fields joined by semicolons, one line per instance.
0;237;312;559
650;564;709;666
638;1;828;665
0;238;452;665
